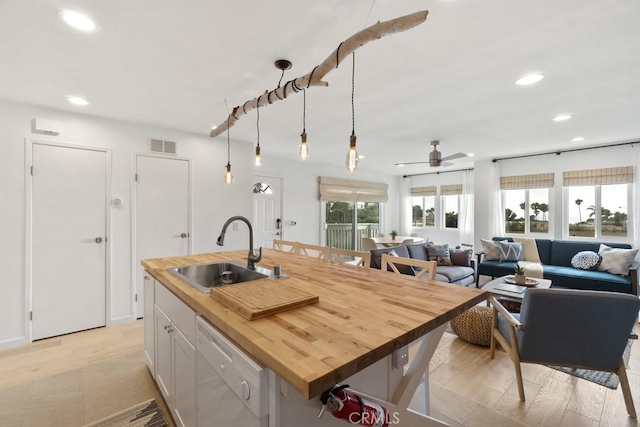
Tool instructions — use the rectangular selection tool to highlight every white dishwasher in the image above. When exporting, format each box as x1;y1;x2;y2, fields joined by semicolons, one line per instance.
195;316;270;427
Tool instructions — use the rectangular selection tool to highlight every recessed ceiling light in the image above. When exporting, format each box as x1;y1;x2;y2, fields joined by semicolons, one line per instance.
358;155;364;159
67;96;89;106
211;125;218;130
572;137;585;142
467;153;475;157
396;164;405;167
515;73;544;86
59;10;97;32
553;114;572;122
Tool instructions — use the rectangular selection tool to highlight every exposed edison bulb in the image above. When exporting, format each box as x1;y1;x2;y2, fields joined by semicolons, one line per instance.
299;132;309;160
223;163;234;184
345;134;359;173
254;144;261;166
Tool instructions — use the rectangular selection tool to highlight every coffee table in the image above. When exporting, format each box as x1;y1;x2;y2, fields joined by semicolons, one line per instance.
482;275;552;303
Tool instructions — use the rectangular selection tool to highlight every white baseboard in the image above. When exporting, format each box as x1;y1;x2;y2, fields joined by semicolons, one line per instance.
0;336;27;350
108;315;136;326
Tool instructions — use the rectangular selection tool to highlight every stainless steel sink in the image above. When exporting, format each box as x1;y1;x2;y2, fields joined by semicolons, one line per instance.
168;260;271;292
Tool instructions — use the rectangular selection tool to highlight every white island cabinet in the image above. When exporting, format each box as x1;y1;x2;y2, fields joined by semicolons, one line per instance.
144;272;196;427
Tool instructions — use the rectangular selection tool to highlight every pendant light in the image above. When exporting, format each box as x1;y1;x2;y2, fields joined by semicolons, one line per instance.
345;52;359;173
299;89;309;160
223;117;234;184
255;102;261;166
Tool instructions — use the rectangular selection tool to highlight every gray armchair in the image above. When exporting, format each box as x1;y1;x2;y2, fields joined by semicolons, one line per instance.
490;288;640;418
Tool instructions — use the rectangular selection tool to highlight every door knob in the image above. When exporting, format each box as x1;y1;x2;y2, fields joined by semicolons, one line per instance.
180;233;188;238
275;232;281;236
95;237;103;243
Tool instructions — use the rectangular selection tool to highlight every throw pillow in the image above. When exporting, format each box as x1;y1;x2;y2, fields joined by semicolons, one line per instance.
597;244;639;276
571;251;602;271
480;239;500;261
426;242;453;266
449;248;472;267
497;241;524;262
513;237;541;263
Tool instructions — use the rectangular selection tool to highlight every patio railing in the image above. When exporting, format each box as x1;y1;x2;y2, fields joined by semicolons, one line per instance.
326;223;379;251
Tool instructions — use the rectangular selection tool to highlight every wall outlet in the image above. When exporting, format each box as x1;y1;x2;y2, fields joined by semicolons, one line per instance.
392;346;409;369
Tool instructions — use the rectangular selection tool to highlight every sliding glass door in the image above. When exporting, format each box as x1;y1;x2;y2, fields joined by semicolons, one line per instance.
325;201;380;250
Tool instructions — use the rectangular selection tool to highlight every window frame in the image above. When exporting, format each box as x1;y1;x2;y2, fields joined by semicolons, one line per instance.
411;195;436;228
441;194;460;230
502;188;552;237
563;183;632;242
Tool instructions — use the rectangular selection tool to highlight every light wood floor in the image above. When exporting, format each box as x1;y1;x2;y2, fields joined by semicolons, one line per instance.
0;320;174;427
0;316;638;427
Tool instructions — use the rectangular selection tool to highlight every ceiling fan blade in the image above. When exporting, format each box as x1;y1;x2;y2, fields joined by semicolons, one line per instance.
440;152;468;162
394;161;431;166
440;161;455;167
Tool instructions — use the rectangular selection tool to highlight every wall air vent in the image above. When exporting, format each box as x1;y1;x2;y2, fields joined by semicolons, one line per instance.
149;138;178;155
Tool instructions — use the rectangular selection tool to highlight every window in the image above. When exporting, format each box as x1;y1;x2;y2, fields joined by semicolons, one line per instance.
443;195;459;229
504;189;550;235
564;167;632;240
567;184;628;238
412;196;435;227
501;173;554;236
440;184;462;230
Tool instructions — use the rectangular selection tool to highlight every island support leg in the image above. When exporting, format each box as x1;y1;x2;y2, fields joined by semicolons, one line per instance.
353;324;448;427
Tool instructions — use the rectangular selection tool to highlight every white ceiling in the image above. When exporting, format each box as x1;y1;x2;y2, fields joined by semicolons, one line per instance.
2;0;639;175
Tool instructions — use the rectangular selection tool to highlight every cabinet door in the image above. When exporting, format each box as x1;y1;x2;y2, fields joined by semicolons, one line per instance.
173;327;196;427
155;305;173;403
143;274;155;375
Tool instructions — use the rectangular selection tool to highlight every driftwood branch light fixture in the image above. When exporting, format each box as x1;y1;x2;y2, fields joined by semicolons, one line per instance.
209;10;429;138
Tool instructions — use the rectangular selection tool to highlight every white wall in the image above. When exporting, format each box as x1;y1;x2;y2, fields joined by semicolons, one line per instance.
0;99;254;348
254;160;400;245
473;144;638;248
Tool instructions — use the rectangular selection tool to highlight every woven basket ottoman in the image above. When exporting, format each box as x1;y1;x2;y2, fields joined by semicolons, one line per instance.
449;305;492;347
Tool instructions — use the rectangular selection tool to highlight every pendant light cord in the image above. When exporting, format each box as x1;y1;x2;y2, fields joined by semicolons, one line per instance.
256;103;260;147
277;68;285;88
302;89;306;133
226;116;231;163
351;52;356;136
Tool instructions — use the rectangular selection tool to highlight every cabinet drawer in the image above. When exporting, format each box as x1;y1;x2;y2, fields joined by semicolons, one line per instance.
155;282;196;345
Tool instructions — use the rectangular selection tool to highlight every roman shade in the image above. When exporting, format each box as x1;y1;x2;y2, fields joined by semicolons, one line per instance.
410;186;437;196
318;176;388;202
500;173;555;190
440;184;463;196
563;166;634;186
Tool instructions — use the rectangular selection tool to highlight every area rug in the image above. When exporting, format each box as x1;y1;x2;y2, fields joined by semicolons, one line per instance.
550;339;633;389
84;399;168;427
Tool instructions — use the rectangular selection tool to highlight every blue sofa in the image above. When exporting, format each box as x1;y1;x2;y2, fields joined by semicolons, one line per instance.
369;243;476;286
476;238;638;295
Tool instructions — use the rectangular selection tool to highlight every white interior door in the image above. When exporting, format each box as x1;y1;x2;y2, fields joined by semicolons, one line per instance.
253;176;282;248
31;143;107;340
135;155;190;317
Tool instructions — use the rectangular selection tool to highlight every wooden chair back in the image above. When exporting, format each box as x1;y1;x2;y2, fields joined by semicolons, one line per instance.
272;239;300;254
329;248;371;268
298;242;329;260
380;254;436;280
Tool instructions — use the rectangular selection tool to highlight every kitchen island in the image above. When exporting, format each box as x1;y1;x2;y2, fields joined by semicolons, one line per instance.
142;249;485;426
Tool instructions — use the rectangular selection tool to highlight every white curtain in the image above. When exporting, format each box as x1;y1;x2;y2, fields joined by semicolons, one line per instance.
400;177;412;235
633;145;640;256
459;170;474;245
490;161;505;237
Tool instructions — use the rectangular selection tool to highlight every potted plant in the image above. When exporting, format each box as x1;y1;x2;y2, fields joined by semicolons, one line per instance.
390;230;398;240
514;264;526;285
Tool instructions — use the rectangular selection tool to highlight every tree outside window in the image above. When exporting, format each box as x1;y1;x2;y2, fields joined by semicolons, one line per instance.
443;195;459;229
504;189;550;235
568;184;628;238
412;196;435;227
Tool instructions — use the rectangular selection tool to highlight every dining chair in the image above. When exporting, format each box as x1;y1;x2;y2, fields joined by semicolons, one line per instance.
401;239;415;246
272;239;300;254
361;237;378;252
298;242;329;260
490;288;640;418
376;232;385;237
380;254;436;280
330;248;371;268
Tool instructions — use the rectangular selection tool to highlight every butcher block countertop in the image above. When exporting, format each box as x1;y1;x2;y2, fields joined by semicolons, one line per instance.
141;249;486;399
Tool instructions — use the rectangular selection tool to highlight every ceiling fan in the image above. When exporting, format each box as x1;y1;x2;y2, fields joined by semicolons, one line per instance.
396;140;470;167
